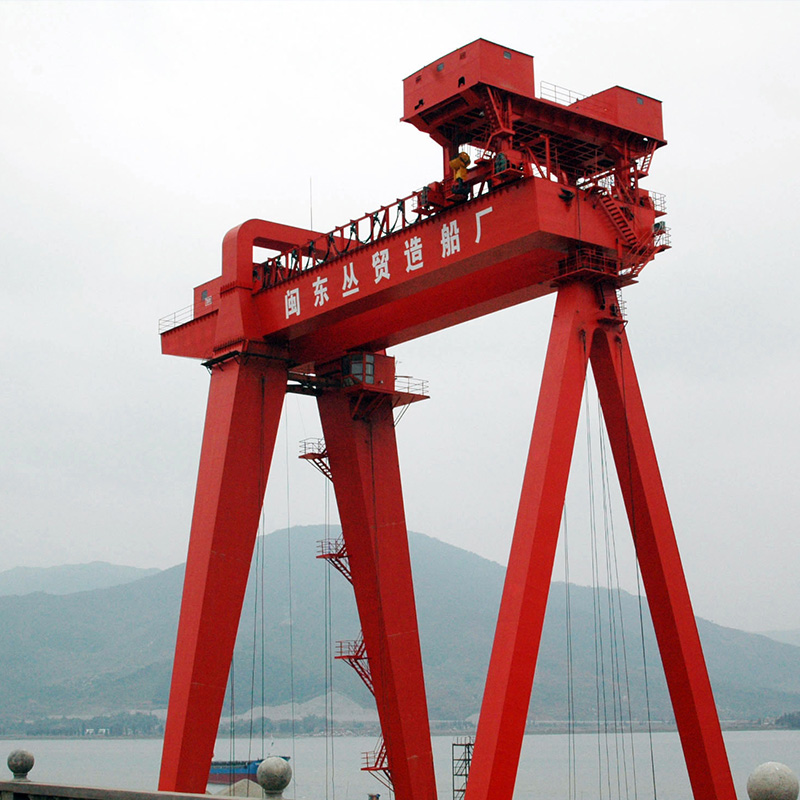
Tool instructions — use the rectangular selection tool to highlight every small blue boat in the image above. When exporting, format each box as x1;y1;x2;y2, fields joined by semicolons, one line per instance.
208;759;262;785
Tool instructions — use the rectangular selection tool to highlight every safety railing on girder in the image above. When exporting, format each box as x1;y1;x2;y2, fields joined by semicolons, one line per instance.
158;304;194;334
254;191;426;292
539;81;586;106
557;248;621;280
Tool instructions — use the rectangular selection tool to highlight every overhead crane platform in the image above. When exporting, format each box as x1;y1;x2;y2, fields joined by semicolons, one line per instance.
158;39;733;800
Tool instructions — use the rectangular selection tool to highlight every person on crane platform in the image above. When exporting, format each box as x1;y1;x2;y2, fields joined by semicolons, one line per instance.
449;151;471;197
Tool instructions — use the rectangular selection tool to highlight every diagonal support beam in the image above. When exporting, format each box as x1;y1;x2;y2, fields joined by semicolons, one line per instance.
590;326;736;800
466;281;735;800
465;281;594;800
318;389;437;800
159;354;287;793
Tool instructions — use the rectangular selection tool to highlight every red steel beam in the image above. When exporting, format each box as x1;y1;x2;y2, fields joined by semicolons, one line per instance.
590;326;736;800
464;281;593;800
162;177;655;364
465;281;734;800
158;354;287;793
318;388;437;800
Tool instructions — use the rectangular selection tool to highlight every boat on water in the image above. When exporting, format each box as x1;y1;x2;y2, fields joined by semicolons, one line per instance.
208;759;262;785
208;757;290;785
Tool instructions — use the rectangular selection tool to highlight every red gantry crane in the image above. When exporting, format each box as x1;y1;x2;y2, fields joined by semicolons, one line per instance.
158;40;736;800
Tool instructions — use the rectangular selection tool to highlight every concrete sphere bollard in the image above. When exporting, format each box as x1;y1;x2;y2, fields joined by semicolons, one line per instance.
7;750;34;780
256;757;292;798
747;762;800;800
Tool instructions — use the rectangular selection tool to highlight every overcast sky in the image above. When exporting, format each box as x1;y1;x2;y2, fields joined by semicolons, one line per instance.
2;1;799;633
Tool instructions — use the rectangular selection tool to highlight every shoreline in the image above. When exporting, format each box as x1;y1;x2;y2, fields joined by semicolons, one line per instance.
1;722;793;741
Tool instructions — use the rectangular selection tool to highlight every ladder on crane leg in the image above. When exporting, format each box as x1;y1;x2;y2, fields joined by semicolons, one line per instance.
304;439;394;792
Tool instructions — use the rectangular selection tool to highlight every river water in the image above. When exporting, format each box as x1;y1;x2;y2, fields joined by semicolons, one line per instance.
2;731;799;800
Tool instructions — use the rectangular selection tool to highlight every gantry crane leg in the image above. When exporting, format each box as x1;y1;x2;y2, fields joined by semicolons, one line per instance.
464;281;594;800
159;355;287;793
590;324;736;800
318;389;437;800
465;281;735;800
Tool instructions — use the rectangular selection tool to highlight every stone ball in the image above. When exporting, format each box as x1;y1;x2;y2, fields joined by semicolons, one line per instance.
7;750;34;779
747;762;800;800
256;757;292;794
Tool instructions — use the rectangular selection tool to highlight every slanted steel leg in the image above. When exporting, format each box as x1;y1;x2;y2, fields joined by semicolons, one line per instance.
318;389;437;800
467;281;734;800
159;356;286;793
466;282;595;800
590;326;736;800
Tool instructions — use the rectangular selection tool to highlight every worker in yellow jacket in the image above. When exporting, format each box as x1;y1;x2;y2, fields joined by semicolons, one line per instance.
449;152;471;196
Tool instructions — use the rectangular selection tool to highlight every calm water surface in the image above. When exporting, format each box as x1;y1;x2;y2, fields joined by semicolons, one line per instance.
3;731;799;800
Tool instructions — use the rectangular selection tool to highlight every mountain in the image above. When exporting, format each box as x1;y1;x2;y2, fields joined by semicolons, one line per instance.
760;629;800;648
1;526;800;725
0;562;161;596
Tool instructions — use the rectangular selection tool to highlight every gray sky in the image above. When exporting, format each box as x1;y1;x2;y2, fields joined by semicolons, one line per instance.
2;1;799;633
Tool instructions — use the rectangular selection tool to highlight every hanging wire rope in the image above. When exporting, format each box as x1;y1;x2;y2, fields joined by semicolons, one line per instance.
247;379;267;764
369;419;390;786
261;522;267;756
598;398;640;800
595;397;632;800
247;534;261;763
228;651;236;777
585;359;613;800
323;475;336;800
615;340;659;800
597;418;624;800
562;505;577;800
284;409;298;799
582;359;662;800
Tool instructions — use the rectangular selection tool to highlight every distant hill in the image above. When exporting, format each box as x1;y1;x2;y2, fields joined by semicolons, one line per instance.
0;562;161;596
2;526;800;725
760;629;800;648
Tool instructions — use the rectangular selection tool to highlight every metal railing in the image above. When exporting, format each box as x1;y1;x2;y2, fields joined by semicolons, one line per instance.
316;536;346;558
158;304;194;334
654;224;672;249
540;80;586;106
299;437;326;457
361;738;389;771
394;375;429;397
336;637;366;659
649;190;667;214
254;191;426;291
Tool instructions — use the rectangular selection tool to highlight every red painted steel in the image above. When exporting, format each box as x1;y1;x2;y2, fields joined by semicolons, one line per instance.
318;385;436;800
464;282;735;800
402;40;536;125
590;325;737;800
158;40;733;800
464;282;597;800
159;353;287;793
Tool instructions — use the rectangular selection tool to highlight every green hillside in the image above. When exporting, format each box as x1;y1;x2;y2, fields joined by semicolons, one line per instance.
0;562;161;596
2;526;800;725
